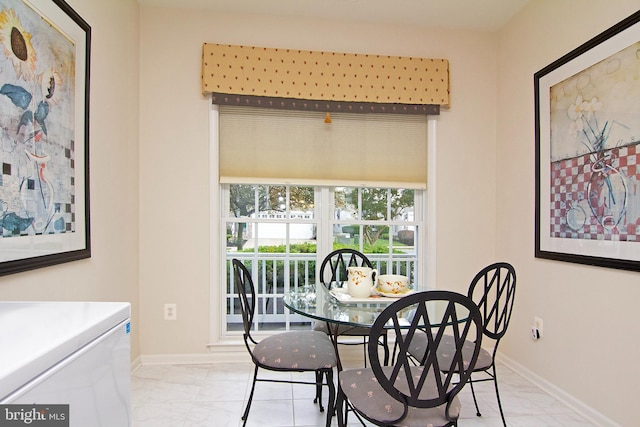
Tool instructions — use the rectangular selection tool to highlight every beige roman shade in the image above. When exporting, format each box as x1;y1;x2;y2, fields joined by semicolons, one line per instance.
202;43;449;108
218;106;428;188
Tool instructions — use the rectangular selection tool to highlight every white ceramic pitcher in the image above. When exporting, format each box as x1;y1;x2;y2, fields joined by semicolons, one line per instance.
347;266;378;298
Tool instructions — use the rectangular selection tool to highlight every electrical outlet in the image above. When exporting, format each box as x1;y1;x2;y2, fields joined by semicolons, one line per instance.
164;303;177;320
534;316;543;338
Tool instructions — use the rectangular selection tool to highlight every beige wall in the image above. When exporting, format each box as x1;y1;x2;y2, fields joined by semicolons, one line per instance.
5;0;633;423
0;0;141;359
138;7;499;354
139;2;640;423
497;0;639;425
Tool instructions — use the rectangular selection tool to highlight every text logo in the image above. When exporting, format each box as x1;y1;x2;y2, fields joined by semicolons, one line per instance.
0;405;69;426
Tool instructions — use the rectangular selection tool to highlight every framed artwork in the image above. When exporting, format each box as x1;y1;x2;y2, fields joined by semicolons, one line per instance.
0;0;90;276
535;10;640;271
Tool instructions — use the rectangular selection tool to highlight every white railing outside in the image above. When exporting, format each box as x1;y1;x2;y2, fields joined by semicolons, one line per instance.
226;252;417;331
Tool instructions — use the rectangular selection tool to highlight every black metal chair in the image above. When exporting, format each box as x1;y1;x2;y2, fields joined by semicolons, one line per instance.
232;259;337;427
406;262;517;427
313;248;390;366
336;290;484;427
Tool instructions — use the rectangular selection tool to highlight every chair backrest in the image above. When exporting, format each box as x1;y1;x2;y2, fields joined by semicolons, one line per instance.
468;262;516;341
232;259;257;346
369;291;483;417
319;249;373;289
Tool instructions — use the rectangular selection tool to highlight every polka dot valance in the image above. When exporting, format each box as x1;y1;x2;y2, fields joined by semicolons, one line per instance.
202;43;450;107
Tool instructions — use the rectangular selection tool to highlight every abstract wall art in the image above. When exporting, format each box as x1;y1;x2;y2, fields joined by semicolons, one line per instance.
0;0;90;276
535;10;640;271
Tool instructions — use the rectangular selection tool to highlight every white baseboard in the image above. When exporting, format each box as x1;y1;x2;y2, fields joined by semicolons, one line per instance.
130;355;142;374
497;353;620;427
134;343;366;368
138;351;250;366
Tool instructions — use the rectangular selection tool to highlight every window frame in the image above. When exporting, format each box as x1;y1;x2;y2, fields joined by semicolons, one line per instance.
208;103;438;346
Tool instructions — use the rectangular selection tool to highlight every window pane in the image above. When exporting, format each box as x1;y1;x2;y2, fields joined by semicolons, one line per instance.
390;188;415;221
391;225;417;282
334;224;362;249
255;222;286;250
360;188;388;220
335;187;358;220
265;185;286;214
362;223;387;247
229;184;266;219
226;221;248;251
289;186;315;214
394;225;416;252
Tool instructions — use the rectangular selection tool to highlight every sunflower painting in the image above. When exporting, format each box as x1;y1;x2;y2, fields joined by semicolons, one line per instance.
0;0;75;236
0;0;90;272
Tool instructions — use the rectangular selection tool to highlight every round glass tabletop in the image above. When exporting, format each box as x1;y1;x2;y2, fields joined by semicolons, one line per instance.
283;283;418;328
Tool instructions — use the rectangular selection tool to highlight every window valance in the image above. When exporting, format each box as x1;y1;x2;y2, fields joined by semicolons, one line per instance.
202;43;449;108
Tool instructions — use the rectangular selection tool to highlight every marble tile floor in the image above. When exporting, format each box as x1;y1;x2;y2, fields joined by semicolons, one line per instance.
131;361;597;427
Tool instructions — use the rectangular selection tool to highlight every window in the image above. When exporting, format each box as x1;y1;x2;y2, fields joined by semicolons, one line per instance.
222;184;422;334
211;104;435;340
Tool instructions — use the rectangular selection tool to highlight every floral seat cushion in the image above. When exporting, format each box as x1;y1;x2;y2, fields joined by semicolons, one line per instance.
407;334;492;371
253;330;337;370
339;366;460;427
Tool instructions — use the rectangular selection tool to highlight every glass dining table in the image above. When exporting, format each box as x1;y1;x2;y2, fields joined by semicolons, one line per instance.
284;283;409;327
283;283;420;369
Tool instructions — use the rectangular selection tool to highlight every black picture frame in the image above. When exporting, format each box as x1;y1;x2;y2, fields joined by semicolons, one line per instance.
0;0;90;276
535;10;640;271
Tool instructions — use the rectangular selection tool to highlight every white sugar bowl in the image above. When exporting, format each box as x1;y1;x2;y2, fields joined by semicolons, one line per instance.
377;275;410;295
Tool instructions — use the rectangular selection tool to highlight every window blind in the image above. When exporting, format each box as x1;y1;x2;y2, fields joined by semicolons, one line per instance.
218;106;428;188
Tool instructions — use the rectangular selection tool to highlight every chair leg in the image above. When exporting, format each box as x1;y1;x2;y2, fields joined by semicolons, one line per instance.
381;333;389;365
363;336;367;368
315;370;325;412
492;365;507;427
468;376;482;417
325;368;336;427
391;338;398;365
314;371;321;403
335;386;346;427
242;365;259;425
